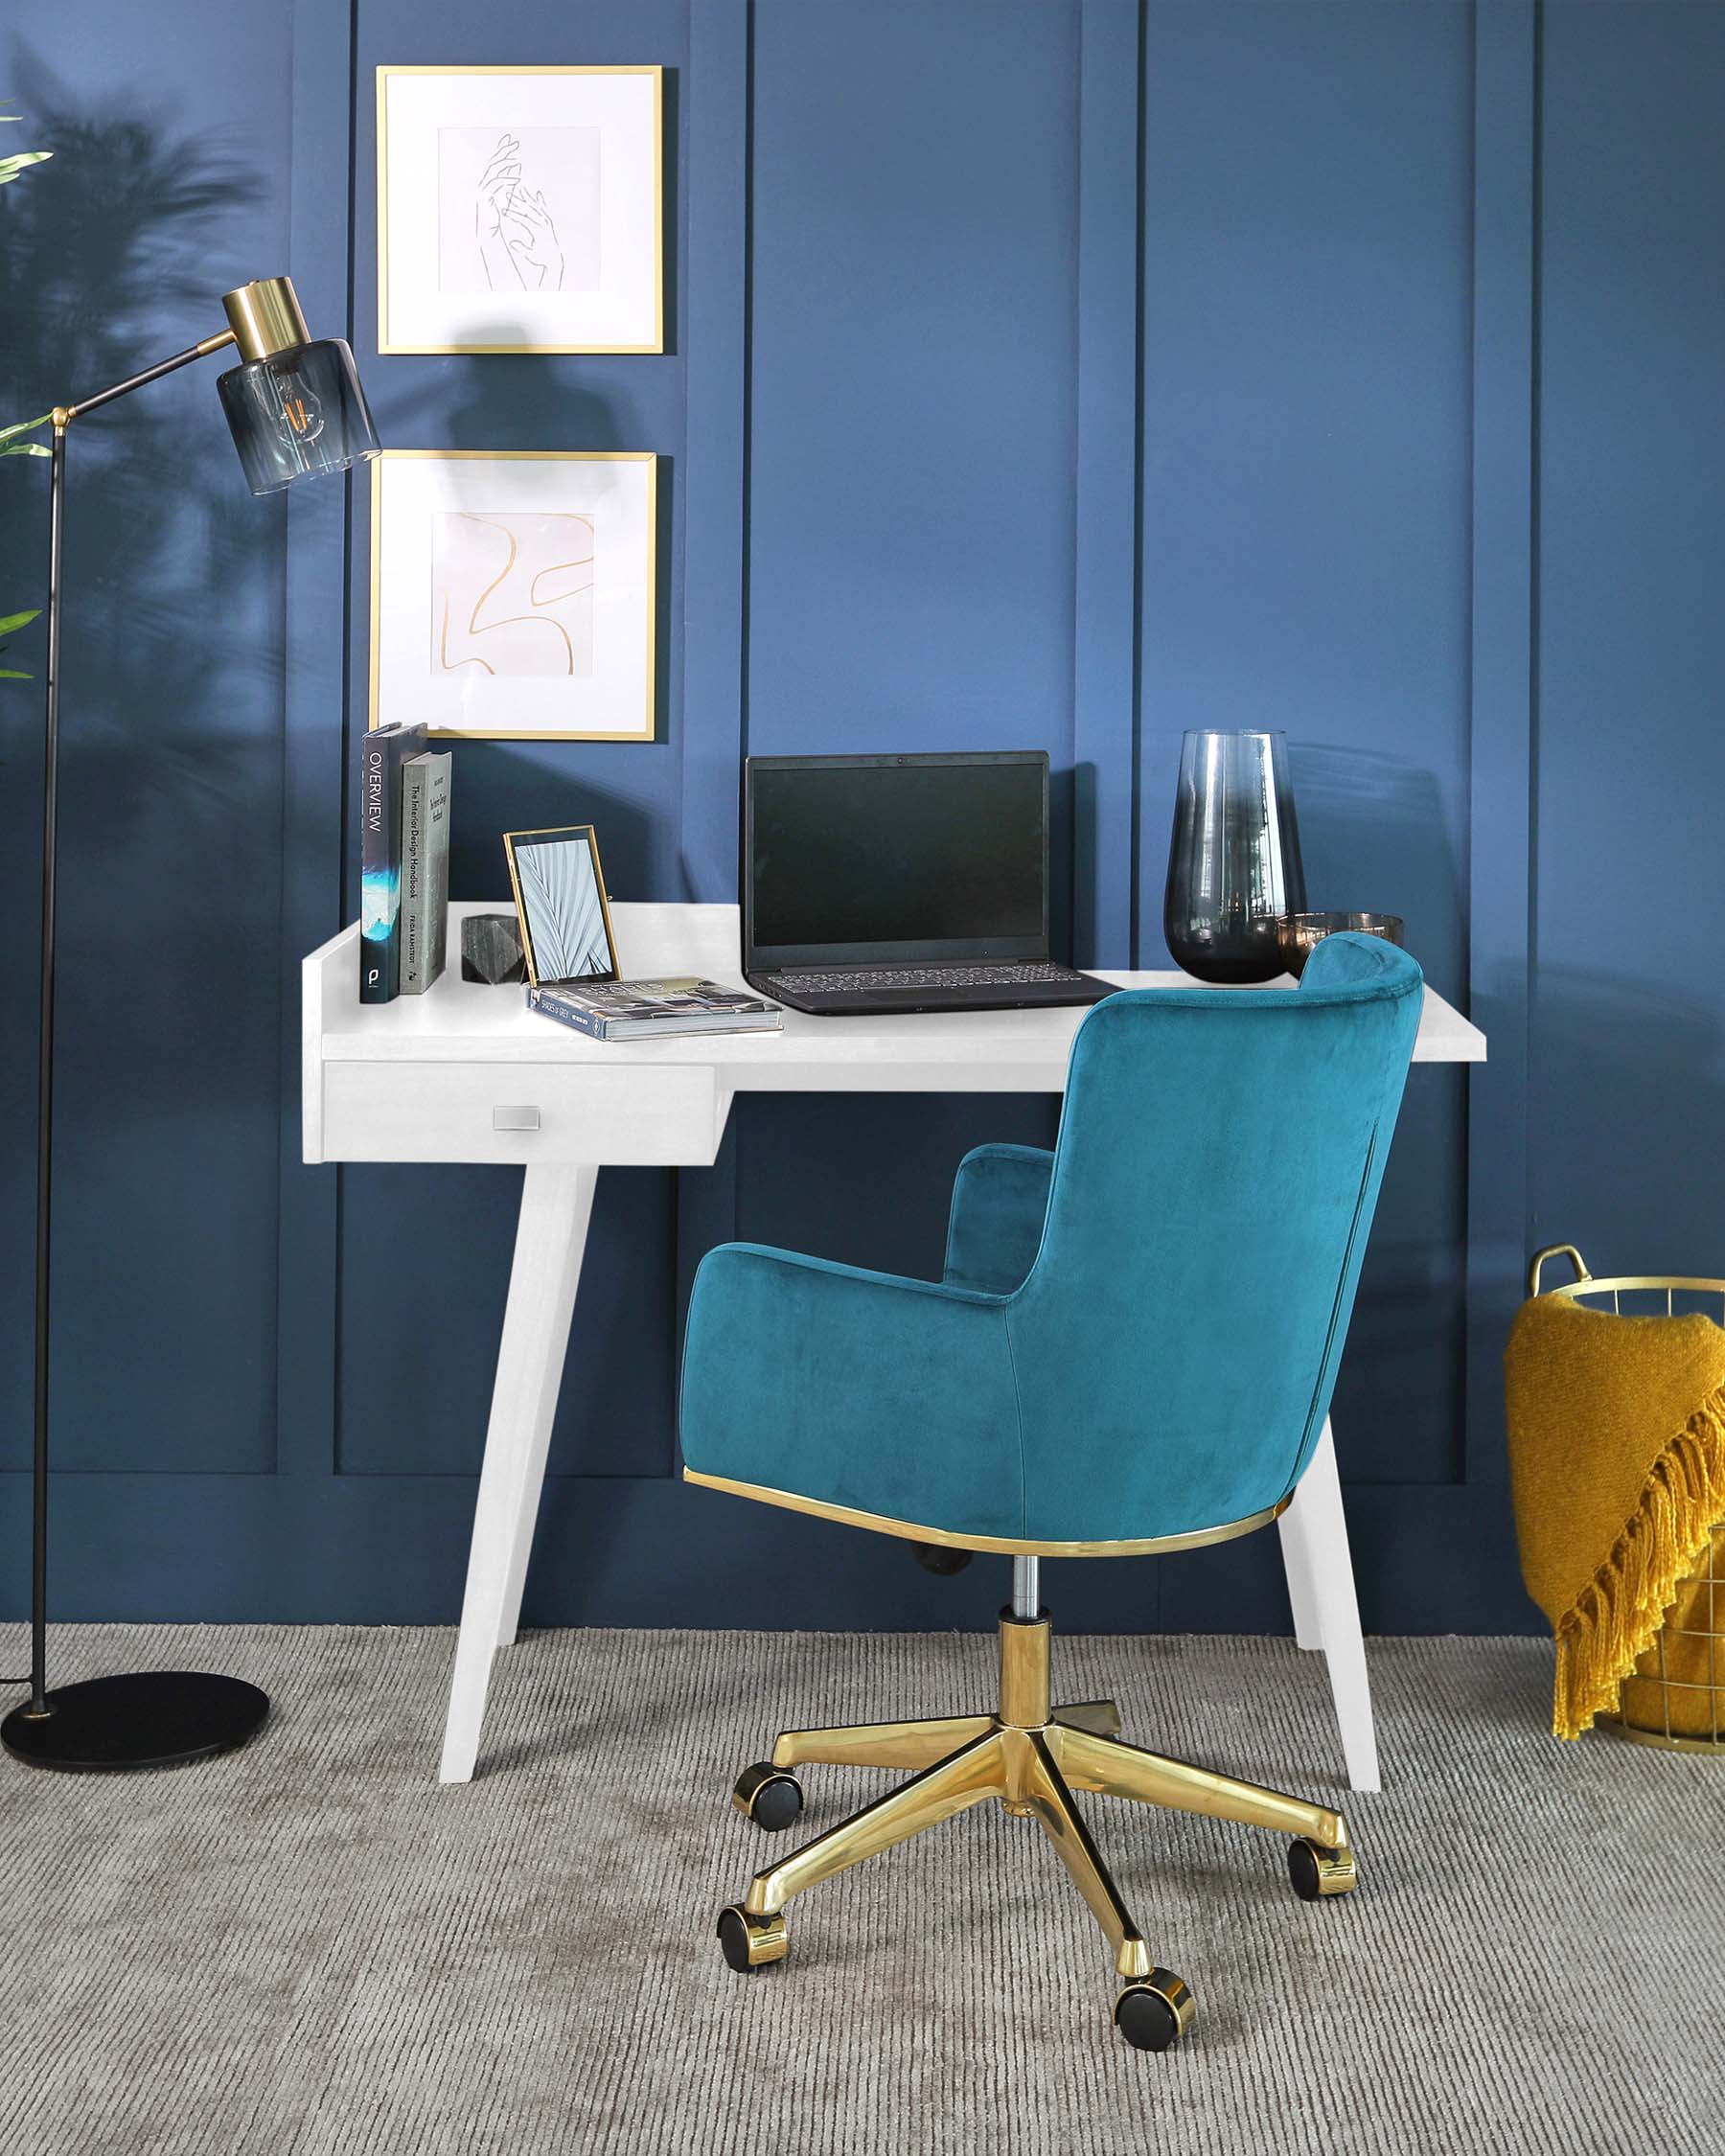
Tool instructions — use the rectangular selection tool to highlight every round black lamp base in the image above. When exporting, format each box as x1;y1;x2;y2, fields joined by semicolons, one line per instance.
1;1671;269;1772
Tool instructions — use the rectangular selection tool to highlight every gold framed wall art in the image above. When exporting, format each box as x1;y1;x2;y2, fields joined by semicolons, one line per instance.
369;449;657;742
377;65;663;355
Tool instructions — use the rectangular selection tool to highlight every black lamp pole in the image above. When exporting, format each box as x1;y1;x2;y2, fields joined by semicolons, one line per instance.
27;400;68;1730
3;279;379;1772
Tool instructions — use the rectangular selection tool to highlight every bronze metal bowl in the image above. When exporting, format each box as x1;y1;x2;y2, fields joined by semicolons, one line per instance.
1276;911;1405;978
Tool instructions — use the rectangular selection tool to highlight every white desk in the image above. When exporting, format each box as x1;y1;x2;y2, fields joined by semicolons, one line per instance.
304;901;1485;1788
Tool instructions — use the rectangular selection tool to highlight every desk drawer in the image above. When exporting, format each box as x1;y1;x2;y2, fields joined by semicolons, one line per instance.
316;1060;724;1166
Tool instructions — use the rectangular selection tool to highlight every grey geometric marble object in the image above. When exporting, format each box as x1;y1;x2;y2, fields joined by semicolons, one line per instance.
460;912;525;984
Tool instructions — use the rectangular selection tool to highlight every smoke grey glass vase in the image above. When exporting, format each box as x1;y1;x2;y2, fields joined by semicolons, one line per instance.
1163;728;1307;984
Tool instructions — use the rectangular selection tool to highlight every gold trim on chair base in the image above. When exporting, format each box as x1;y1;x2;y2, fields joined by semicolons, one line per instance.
682;1467;1288;1558
1596;1714;1725;1755
718;1606;1355;2051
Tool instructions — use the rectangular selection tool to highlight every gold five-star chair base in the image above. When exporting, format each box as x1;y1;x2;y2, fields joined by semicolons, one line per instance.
717;1608;1355;2052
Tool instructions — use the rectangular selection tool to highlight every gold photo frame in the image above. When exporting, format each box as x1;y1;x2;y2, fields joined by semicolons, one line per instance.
504;825;620;987
377;64;663;356
369;448;657;743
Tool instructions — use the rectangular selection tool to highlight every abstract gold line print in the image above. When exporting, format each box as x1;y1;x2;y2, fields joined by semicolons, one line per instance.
432;509;596;677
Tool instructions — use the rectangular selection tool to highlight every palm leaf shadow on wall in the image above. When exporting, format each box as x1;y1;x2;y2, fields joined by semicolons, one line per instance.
0;46;282;1475
0;48;273;836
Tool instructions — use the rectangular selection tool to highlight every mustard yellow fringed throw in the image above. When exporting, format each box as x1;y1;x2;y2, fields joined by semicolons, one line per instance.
1505;1294;1725;1739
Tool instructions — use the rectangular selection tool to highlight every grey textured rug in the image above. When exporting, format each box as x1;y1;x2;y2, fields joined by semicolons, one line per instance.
1;1625;1720;2155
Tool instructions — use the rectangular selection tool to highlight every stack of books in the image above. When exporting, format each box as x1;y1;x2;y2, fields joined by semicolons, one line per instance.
527;977;782;1042
359;722;452;1002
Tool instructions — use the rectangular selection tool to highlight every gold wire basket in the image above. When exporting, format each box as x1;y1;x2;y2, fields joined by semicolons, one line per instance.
1529;1244;1725;1754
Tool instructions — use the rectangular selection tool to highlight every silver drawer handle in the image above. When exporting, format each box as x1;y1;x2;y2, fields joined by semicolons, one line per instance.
492;1105;541;1132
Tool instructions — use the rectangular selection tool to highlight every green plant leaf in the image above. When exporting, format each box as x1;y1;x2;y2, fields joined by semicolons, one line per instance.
0;412;51;443
0;668;33;679
0;150;51;183
0;608;41;635
1;440;50;457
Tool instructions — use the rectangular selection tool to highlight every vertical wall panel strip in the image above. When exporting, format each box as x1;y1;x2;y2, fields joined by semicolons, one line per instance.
1462;0;1535;1520
681;0;750;900
1072;0;1142;971
673;0;750;1420
1531;3;1725;1274
276;0;356;1479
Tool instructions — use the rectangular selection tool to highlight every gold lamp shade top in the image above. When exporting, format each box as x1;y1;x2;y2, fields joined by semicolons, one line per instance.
221;277;311;364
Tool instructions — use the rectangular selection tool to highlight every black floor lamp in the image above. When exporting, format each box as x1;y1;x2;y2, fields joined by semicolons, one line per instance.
2;276;380;1773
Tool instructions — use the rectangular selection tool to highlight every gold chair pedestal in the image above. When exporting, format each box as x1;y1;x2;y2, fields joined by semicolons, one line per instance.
720;1610;1355;2051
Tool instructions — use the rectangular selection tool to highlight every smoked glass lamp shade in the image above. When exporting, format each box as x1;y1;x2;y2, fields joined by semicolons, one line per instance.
218;337;380;496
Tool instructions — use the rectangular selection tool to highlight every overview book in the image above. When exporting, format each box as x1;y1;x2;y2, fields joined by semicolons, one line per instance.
358;720;427;1003
401;750;451;995
526;978;783;1043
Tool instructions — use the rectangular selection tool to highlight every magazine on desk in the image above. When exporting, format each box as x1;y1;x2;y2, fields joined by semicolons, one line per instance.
527;978;783;1042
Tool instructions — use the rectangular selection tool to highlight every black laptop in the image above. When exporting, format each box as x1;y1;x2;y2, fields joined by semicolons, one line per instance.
743;751;1112;1016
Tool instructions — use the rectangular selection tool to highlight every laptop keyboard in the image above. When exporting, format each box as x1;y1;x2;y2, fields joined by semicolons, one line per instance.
768;961;1088;993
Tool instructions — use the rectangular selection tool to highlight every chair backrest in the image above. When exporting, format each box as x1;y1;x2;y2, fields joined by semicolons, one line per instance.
1006;933;1423;1544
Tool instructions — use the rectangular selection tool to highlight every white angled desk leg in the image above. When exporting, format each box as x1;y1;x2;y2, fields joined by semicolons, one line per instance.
496;1164;601;1649
1276;1418;1380;1794
439;1161;598;1785
1279;1487;1323;1652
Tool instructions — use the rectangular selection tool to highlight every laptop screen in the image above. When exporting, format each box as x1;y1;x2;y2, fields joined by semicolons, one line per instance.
746;752;1049;966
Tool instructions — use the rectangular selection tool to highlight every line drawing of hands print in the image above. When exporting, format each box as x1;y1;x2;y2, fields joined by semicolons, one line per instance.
474;131;566;292
437;124;598;295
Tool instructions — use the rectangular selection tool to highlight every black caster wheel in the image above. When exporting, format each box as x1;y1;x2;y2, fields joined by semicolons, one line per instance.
912;1542;974;1575
731;1762;804;1831
717;1903;788;1972
1114;1970;1195;2053
1288;1837;1356;1900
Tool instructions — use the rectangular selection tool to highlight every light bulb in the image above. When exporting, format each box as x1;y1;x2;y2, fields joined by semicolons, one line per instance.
274;369;326;447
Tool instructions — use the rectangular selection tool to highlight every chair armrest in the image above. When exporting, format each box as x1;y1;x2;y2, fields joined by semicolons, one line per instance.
680;1243;1024;1542
943;1144;1055;1295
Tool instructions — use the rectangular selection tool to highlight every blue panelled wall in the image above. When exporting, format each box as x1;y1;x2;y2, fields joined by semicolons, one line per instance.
2;2;1719;1632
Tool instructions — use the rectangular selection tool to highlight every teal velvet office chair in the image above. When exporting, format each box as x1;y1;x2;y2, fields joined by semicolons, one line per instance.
681;933;1423;2052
